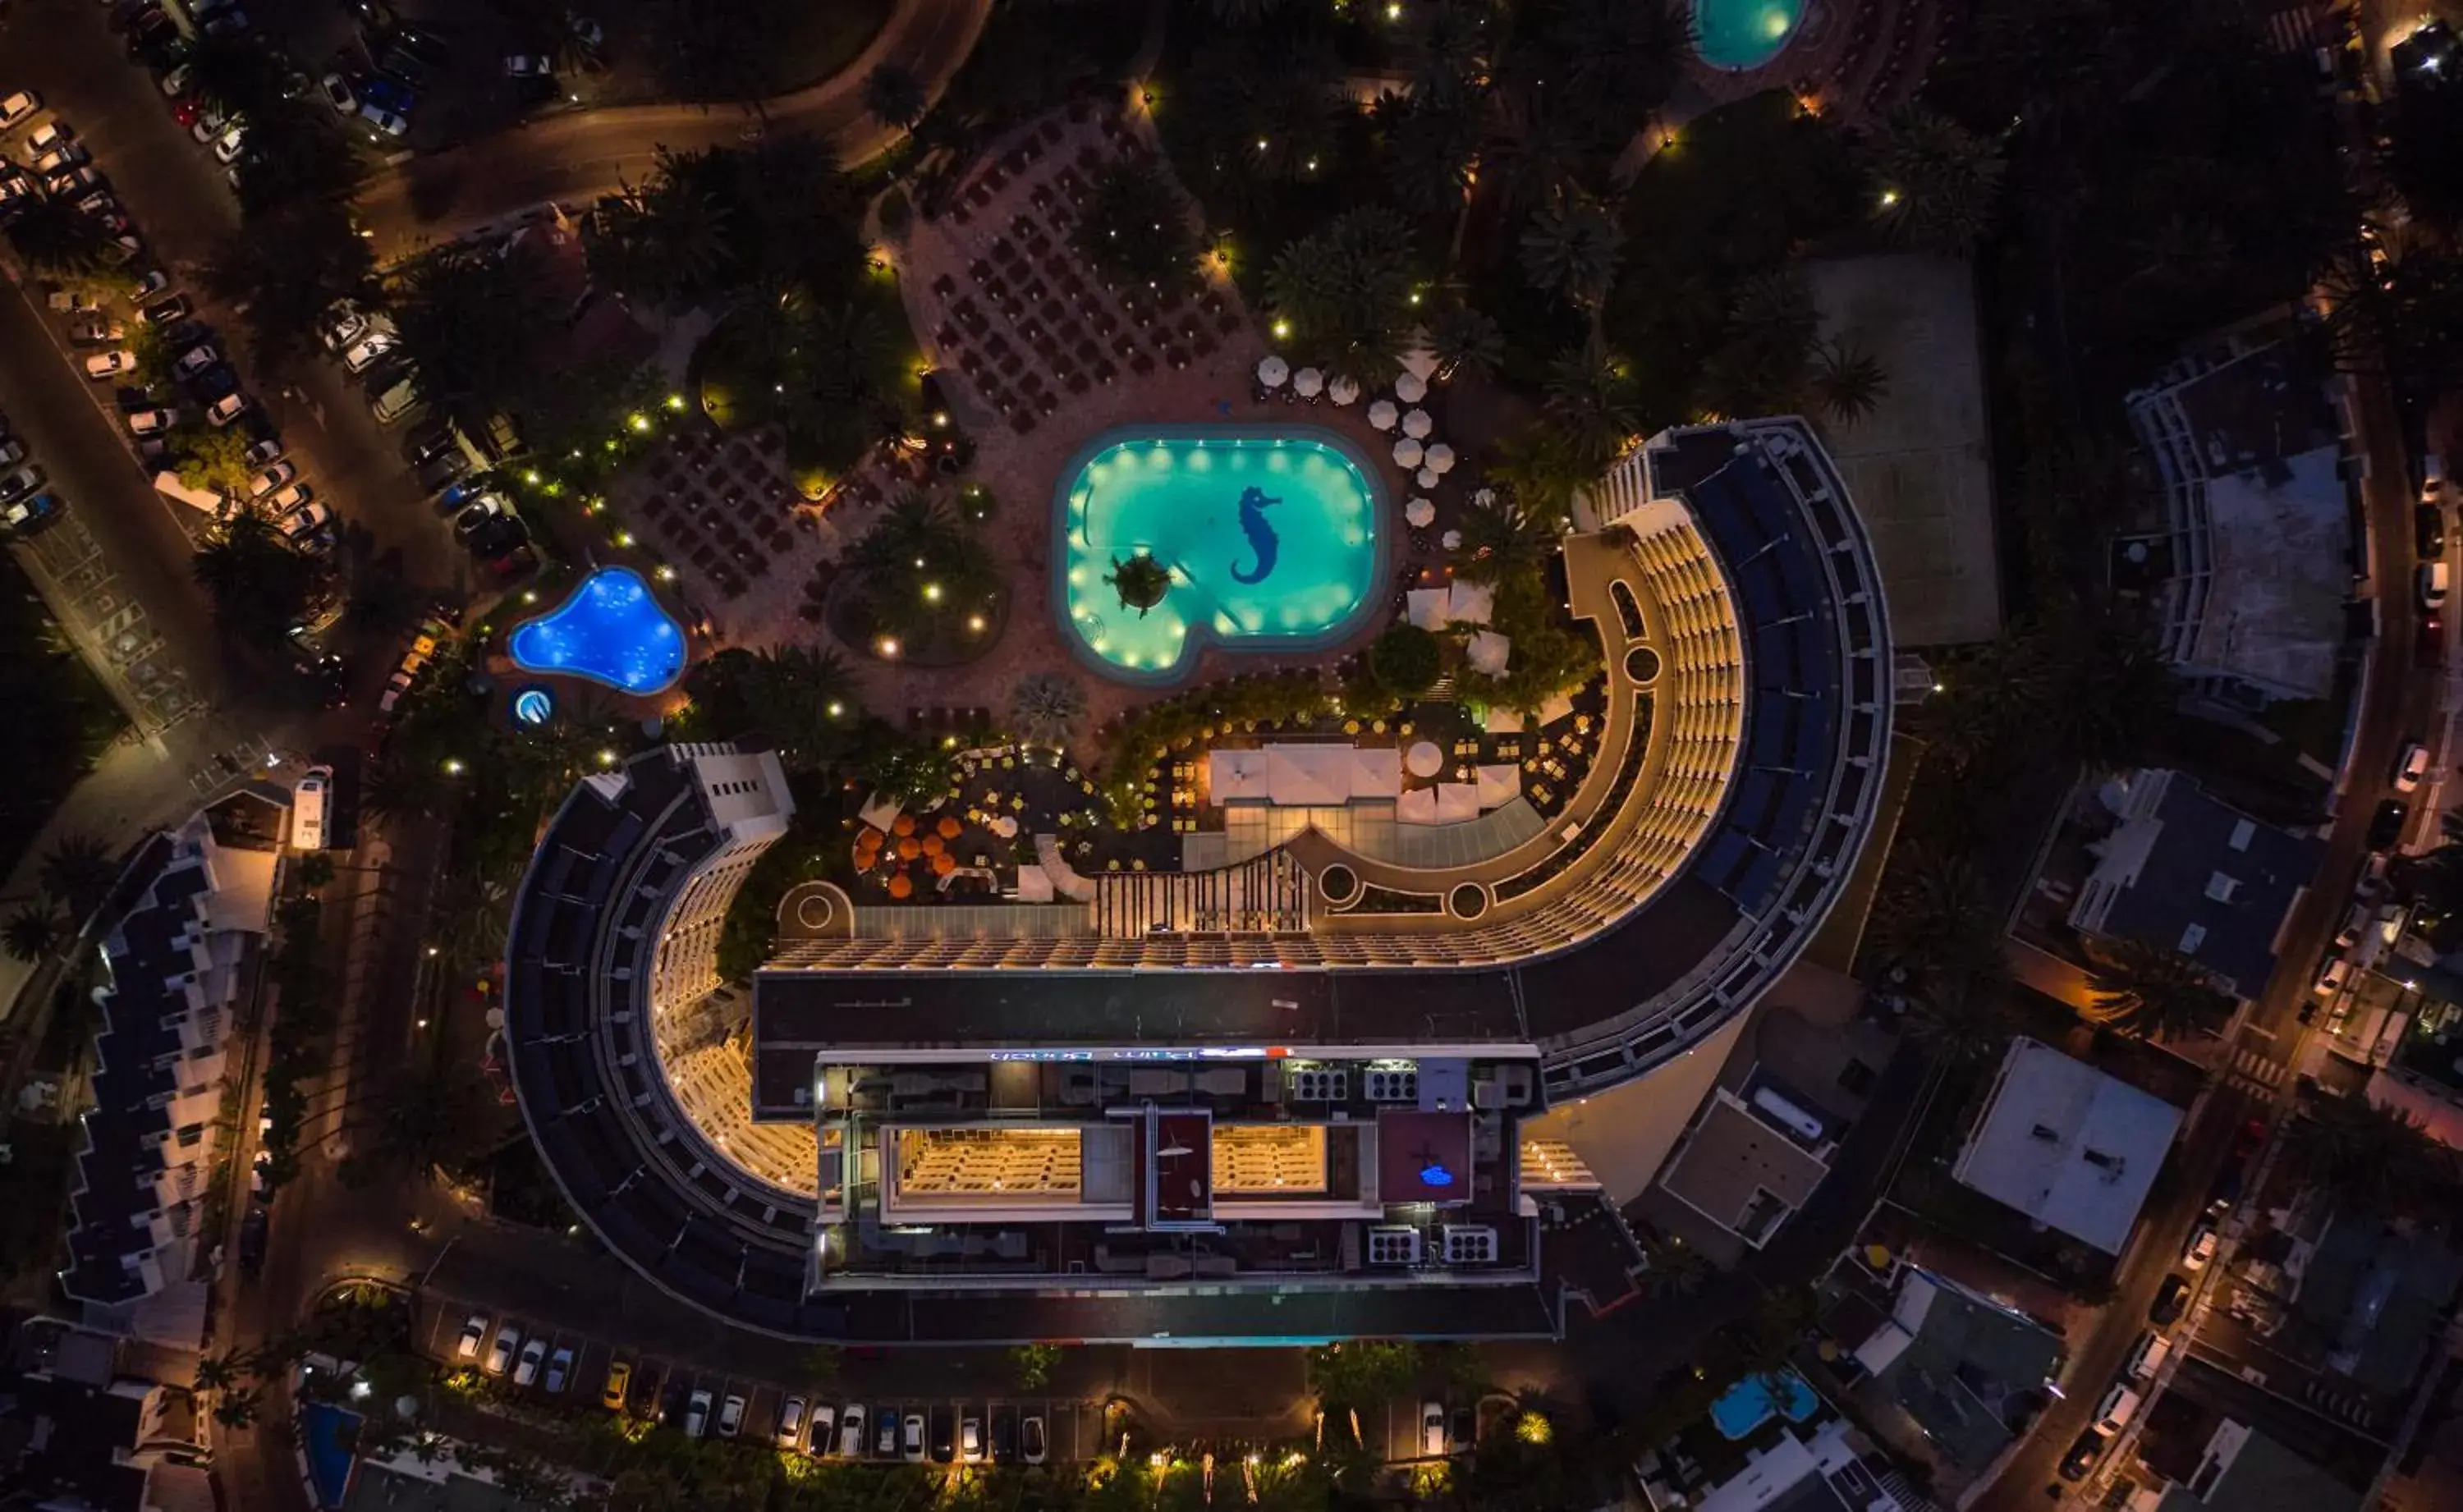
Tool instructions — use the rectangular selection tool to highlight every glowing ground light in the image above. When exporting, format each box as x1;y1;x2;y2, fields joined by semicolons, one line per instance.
512;688;555;726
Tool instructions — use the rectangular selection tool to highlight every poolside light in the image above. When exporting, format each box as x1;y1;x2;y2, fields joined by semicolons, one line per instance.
524;470;541;484
1272;318;1291;340
878;637;901;657
599;749;617;766
1255;137;1268;152
666;393;685;410
1385;0;1400;16
827;701;844;717
443;758;466;776
615;530;635;548
924;582;943;603
1878;187;1900;208
522;589;539;604
425;946;439;957
628;413;650;433
966;614;985;633
657;565;677;582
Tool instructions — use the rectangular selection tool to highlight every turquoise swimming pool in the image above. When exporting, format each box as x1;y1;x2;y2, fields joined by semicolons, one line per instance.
1709;1369;1820;1441
507;566;687;695
1695;0;1804;70
1053;428;1385;684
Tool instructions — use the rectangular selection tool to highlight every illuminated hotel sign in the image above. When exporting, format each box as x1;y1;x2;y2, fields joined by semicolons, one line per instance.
988;1047;1292;1063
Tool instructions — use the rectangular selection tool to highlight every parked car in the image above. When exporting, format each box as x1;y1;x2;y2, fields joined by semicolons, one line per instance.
360;75;416;114
960;1413;982;1463
990;1408;1016;1465
319;72;358;114
2058;1427;2108;1482
2395;740;2430;793
601;1359;631;1411
82;351;134;379
876;1408;901;1459
30;143;85;176
2149;1274;2191;1326
544;1346;572;1394
200;8;252;37
244;437;284;469
683;1389;712;1439
140;296;191;327
0;91;39;130
0;438;25;470
717;1393;745;1438
454;1313;488;1359
207;393;250;428
237;1206;268;1272
173;343;222;381
484;1324;519;1375
453;495;503;538
901;1412;925;1462
276;498;325;538
837;1404;866;1458
504;53;551;76
2181;1223;2218;1273
1421;1400;1447;1457
247;462;297;498
343;331;396;373
777;1396;806;1450
359;103;409;137
0;465;44;502
67;311;126;346
930;1405;955;1463
212;121;248;163
513;1337;546;1388
2419;560;2449;612
2314;955;2352;997
1021;1413;1047;1466
2418;503;2446;559
2369;799;2409;850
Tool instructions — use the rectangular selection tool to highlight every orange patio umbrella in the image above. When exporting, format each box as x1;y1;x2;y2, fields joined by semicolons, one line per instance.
921;834;946;857
931;852;956;876
888;873;914;899
936;815;962;839
897;836;920;859
892;813;916;836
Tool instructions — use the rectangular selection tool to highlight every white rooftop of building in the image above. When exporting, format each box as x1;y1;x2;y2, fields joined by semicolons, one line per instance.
1951;1038;2184;1254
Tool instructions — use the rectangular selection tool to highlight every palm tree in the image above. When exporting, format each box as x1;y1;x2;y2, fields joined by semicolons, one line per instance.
2282;1095;2459;1218
1487;99;1590;214
1519;193;1625;310
213;1386;264;1429
1428;303;1505;382
1541;334;1640;469
590;169;736;309
193;1349;251;1396
1106;553;1173;617
2;903;66;964
859;61;929;132
1264;208;1420;370
1071;158;1199;291
1869;841;2005;989
1804;336;1888;428
39;833;117;923
4;196;111;276
1644;1235;1712;1297
1009;672;1086;748
1905;969;2015;1065
191;515;315;650
1374;91;1481;220
1869;107;2007;256
1452;491;1555;584
2084;938;2233;1042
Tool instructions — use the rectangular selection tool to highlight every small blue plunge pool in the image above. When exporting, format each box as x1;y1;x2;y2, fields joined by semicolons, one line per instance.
1709;1369;1819;1441
299;1402;360;1507
508;566;686;695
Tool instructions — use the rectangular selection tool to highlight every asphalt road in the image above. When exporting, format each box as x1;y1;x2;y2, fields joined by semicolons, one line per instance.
351;0;993;263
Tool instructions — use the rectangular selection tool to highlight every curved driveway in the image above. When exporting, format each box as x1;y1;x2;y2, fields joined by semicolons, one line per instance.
353;0;992;263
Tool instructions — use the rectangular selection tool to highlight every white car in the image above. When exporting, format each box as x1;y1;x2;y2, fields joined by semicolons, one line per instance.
505;54;552;77
2395;740;2430;794
484;1323;519;1375
319;304;367;351
684;1389;712;1438
158;65;193;100
319;73;357;114
901;1413;924;1462
960;1413;982;1463
454;1313;488;1359
174;343;222;381
212;122;248;164
359;103;409;138
206;393;251;428
126;407;177;436
271;486;319;520
25;121;71;157
837;1404;865;1458
342;332;396;373
513;1336;546;1387
2315;955;2352;997
1021;1413;1046;1465
1421;1400;1447;1457
2182;1223;2218;1274
776;1395;806;1450
717;1393;745;1438
82;351;134;379
0;438;22;468
247;462;297;498
544;1346;572;1393
0;91;39;131
32;142;88;176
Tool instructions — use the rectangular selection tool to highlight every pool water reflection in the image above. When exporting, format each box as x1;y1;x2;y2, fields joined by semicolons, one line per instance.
507;566;687;695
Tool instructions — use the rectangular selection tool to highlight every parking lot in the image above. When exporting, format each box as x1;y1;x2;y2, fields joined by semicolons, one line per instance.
415;1290;1108;1464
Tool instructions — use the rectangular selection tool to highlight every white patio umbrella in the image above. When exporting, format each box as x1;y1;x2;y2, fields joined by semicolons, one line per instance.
1327;373;1361;405
1395;370;1429;404
1366;399;1399;431
1401;408;1433;439
1441;529;1462;550
1392;436;1424;469
1404;497;1436;528
1424;442;1456;474
1416;467;1442;489
1256;354;1290;387
1467;630;1512;675
1293;367;1324;398
1400;345;1439;382
1472;487;1497;507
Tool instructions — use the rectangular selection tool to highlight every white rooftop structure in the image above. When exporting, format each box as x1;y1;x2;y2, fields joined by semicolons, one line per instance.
1952;1038;2184;1254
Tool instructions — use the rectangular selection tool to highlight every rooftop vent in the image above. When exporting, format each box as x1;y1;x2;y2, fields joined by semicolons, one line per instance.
1367;1227;1422;1267
1364;1067;1419;1103
1441;1226;1498;1265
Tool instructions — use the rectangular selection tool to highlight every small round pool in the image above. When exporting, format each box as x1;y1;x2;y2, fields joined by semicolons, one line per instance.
1695;0;1804;70
1053;427;1385;684
508;566;687;695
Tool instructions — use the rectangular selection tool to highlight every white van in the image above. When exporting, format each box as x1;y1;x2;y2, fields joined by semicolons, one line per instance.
2126;1331;2172;1381
291;765;331;851
2092;1381;2144;1436
370;372;420;424
2419;560;2450;612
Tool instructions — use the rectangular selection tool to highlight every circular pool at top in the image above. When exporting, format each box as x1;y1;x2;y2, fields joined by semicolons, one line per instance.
1695;0;1805;70
1052;426;1387;685
507;566;688;695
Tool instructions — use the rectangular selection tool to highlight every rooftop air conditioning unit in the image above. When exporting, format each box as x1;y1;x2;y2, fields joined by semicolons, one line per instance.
1364;1067;1420;1103
1367;1227;1423;1267
1442;1226;1498;1264
1290;1068;1348;1102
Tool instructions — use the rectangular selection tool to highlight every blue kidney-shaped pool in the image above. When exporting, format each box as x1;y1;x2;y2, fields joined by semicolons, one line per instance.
508;566;688;695
1053;427;1386;684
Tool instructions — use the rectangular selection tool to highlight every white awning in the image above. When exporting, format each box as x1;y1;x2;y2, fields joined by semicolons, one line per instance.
1350;746;1402;798
1266;745;1351;806
1327;373;1361;405
1475;764;1520;809
1447;579;1494;625
1397;786;1439;825
1435;783;1481;823
1467;630;1511;674
1394;370;1429;404
1406;588;1450;630
1209;748;1273;802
